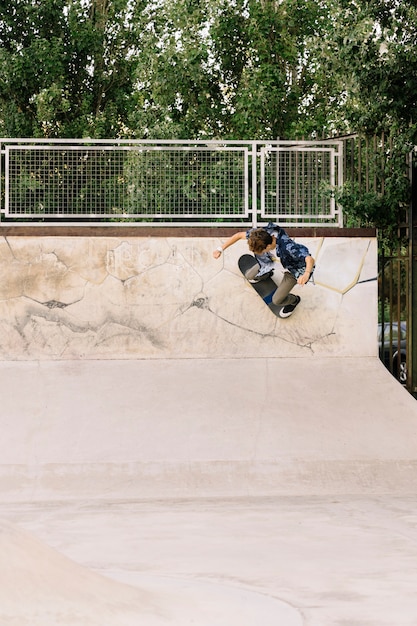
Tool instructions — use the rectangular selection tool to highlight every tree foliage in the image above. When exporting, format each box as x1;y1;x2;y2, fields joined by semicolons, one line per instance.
0;0;337;139
0;0;146;137
314;0;417;234
1;0;417;143
1;0;417;141
1;0;417;232
130;0;332;139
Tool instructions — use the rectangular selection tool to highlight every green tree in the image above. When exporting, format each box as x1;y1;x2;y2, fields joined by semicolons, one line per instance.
0;0;145;137
331;0;417;138
128;0;224;139
212;0;331;139
307;0;416;233
130;0;332;140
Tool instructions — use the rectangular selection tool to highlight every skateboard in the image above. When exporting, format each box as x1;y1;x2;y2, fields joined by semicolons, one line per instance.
238;254;299;318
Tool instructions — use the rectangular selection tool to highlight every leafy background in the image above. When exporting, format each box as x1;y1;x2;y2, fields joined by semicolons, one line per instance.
1;0;416;232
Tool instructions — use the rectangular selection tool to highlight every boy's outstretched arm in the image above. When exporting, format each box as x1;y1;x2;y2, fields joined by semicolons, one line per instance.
212;232;246;259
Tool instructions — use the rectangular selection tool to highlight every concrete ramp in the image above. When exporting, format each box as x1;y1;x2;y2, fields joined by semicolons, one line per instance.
0;233;412;500
0;356;416;501
1;233;417;626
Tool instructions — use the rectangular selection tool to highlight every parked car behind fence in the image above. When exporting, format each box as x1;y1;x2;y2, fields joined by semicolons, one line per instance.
378;322;407;384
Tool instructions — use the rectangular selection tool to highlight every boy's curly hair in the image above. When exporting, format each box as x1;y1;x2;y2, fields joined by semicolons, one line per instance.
248;229;273;254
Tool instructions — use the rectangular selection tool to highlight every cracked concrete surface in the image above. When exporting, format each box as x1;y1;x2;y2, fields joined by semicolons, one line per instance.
0;235;377;359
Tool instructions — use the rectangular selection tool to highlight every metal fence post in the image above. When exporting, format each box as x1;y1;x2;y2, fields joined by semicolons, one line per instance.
409;151;417;397
251;141;257;227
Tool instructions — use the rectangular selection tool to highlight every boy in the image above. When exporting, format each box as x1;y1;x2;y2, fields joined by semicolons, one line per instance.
213;222;315;317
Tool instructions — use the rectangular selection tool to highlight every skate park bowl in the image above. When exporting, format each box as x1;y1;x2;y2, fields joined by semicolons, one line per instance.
1;231;417;626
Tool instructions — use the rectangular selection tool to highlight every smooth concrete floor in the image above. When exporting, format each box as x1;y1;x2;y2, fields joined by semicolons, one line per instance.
2;495;417;626
1;357;417;625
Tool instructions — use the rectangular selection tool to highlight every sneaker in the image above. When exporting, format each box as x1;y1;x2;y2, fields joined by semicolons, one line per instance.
278;295;301;318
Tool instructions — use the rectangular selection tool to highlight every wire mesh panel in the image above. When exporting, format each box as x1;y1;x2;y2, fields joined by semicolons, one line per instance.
4;145;249;221
6;146;124;218
123;147;248;219
0;139;344;226
260;144;342;226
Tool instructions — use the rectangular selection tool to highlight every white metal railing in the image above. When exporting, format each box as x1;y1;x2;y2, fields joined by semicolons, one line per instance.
0;138;343;227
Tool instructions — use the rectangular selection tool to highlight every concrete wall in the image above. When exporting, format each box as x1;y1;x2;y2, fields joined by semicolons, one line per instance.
0;235;377;360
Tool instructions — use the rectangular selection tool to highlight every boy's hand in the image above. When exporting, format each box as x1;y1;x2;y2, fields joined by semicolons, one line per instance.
297;271;311;285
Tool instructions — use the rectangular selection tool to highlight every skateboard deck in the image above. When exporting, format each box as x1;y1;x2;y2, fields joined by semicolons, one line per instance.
238;254;277;305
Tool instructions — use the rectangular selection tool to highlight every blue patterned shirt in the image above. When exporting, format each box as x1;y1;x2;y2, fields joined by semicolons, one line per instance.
246;222;312;279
